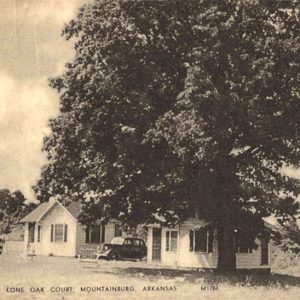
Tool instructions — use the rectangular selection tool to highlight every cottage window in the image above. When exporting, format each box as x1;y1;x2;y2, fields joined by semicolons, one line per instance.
101;225;105;243
166;231;178;251
54;224;63;242
51;224;68;242
85;225;105;244
234;230;253;253
115;224;122;237
189;227;213;253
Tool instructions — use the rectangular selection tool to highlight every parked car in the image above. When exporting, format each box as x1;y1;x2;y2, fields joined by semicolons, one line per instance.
97;237;147;261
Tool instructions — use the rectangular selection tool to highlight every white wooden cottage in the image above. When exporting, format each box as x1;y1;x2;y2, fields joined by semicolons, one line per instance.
147;218;271;271
21;199;122;257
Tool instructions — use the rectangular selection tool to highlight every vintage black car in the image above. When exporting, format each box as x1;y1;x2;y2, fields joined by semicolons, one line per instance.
97;237;147;260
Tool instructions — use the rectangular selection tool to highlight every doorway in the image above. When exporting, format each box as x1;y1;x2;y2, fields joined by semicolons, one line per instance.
152;228;162;261
261;239;269;265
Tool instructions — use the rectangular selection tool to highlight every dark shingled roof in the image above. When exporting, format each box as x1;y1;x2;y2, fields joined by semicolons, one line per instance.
21;201;82;223
65;201;82;219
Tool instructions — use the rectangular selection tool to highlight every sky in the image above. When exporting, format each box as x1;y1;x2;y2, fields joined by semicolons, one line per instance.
0;0;88;201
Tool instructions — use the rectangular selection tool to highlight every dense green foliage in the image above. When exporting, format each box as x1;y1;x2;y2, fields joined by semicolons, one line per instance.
34;0;300;269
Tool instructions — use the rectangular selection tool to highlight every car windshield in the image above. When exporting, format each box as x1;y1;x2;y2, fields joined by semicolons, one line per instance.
110;237;125;245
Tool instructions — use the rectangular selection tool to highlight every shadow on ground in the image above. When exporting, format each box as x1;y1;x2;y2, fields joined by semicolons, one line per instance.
86;263;300;288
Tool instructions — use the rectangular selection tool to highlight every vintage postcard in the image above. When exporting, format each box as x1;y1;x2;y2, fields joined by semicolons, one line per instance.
0;1;299;299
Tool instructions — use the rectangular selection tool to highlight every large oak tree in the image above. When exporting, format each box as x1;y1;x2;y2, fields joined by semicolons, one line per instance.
34;0;300;271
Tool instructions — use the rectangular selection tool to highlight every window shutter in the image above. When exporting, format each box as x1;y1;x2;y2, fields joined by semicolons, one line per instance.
32;225;35;243
64;224;68;242
208;227;213;253
37;225;41;242
189;230;194;251
85;226;89;243
101;225;105;243
166;231;170;251
51;225;54;242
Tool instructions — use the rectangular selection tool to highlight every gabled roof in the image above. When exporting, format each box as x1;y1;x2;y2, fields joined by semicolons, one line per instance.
21;202;51;223
20;200;81;223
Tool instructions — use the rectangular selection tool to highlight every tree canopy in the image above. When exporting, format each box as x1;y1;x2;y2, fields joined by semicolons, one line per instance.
34;0;300;270
0;189;34;235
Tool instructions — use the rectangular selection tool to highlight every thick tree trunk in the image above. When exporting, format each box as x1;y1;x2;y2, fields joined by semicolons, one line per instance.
213;154;237;272
216;220;236;273
216;192;237;272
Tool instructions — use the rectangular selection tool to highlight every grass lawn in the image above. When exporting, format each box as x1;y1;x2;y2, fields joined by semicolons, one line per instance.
0;254;299;299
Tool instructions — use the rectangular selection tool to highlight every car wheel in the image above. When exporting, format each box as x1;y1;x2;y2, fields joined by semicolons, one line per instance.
109;252;118;261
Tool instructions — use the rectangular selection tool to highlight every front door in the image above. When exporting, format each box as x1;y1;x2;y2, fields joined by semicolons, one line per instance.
152;228;162;261
28;223;35;243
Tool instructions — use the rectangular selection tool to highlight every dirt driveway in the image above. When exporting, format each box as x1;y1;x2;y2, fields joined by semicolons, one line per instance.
0;255;299;300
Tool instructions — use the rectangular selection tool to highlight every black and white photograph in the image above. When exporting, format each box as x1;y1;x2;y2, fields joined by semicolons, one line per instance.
0;0;300;299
